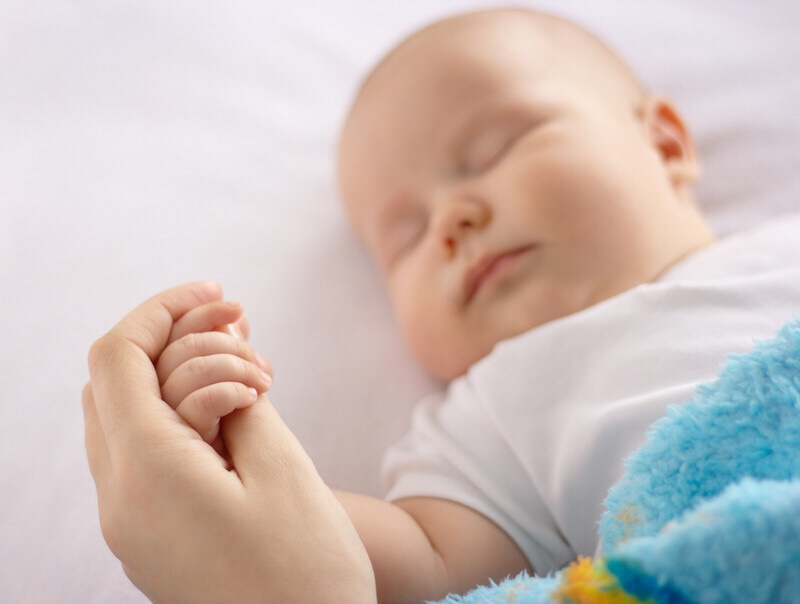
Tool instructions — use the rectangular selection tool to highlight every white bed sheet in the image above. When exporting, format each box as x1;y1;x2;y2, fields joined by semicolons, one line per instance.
1;1;798;601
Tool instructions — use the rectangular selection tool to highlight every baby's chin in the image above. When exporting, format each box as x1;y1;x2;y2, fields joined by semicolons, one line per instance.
415;341;495;382
413;350;468;382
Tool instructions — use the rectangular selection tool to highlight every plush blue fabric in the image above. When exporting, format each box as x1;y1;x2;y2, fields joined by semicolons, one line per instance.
434;319;800;604
609;478;800;604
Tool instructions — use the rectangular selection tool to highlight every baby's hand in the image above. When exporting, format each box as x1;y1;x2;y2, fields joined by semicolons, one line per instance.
156;299;272;453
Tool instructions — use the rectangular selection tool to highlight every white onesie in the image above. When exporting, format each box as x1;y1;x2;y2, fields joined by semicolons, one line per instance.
382;213;800;576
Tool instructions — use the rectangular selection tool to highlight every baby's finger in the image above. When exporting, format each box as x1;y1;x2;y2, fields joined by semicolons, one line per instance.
161;354;272;410
175;382;258;443
156;331;268;385
167;300;245;345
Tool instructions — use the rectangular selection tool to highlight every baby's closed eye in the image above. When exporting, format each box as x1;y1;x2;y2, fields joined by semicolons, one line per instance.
373;202;428;270
462;119;533;174
389;214;428;263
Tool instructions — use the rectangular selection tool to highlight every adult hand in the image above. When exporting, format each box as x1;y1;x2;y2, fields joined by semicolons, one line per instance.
83;282;376;603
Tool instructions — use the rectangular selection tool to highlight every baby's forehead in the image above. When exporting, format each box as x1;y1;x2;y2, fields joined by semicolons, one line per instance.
364;11;547;88
355;9;641;113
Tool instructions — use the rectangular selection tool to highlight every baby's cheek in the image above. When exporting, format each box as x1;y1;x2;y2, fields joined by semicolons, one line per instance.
387;271;473;379
415;316;479;381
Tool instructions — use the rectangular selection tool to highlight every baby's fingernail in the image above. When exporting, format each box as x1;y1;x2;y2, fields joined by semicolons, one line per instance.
247;387;258;401
255;353;268;369
260;371;273;389
222;323;245;340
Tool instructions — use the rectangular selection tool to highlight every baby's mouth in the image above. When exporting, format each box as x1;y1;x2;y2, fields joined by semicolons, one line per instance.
463;245;535;304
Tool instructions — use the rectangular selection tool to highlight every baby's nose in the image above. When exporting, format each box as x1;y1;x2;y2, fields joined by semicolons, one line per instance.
433;196;491;254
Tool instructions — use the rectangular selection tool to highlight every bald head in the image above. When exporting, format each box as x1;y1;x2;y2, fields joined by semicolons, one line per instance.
349;9;645;133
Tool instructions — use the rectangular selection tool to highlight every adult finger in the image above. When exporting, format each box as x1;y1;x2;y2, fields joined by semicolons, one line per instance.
88;281;223;448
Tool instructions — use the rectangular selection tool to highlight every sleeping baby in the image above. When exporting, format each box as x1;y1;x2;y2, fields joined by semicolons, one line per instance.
137;7;800;602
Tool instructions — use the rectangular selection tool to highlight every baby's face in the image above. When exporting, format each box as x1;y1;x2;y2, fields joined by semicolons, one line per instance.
339;11;708;380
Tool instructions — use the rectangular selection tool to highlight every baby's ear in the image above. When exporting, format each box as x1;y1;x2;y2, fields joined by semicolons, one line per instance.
641;96;699;188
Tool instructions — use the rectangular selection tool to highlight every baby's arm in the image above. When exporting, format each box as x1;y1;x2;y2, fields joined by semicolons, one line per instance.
156;299;272;453
336;491;532;602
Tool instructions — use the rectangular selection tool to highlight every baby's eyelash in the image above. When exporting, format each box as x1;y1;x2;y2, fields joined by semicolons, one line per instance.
397;224;426;257
388;219;427;267
464;125;530;175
